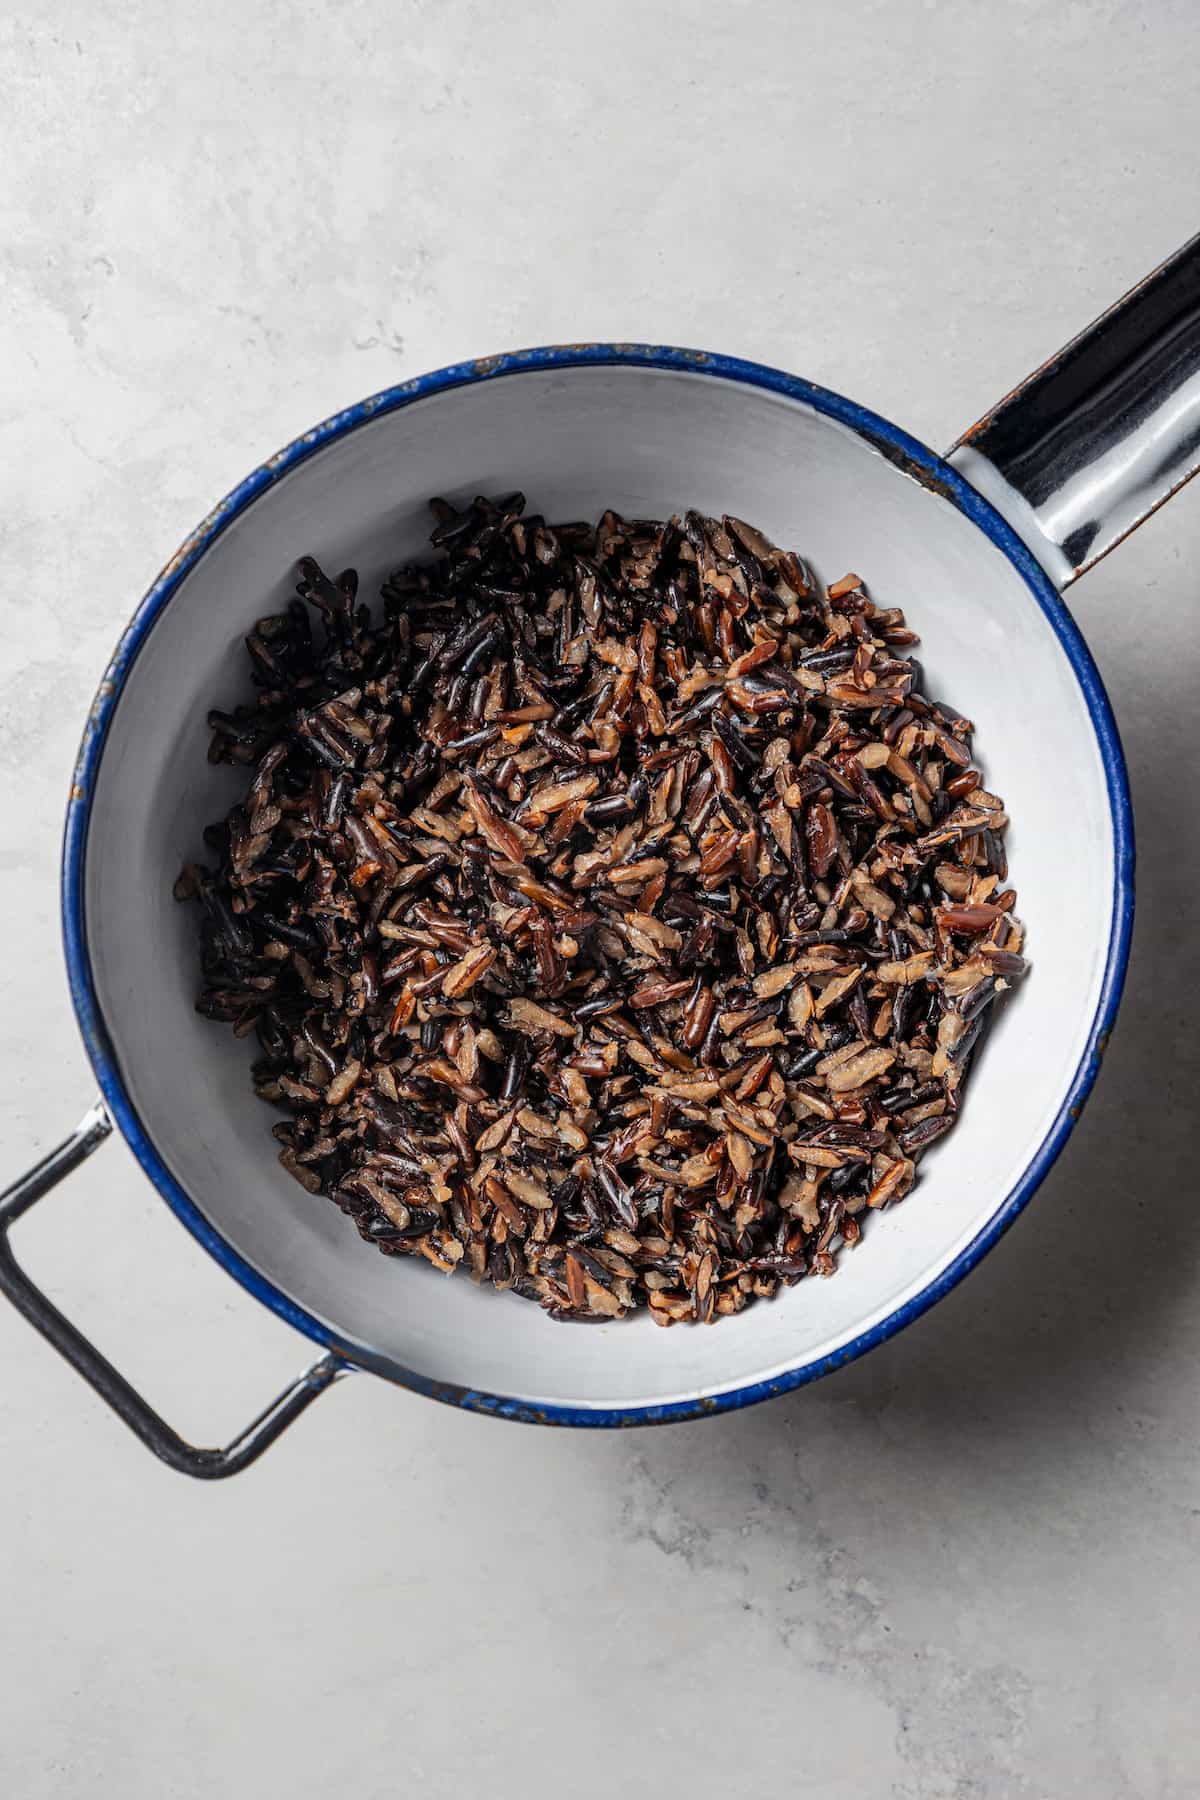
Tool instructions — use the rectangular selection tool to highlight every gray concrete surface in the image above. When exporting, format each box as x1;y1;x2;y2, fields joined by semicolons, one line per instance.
2;3;1199;1794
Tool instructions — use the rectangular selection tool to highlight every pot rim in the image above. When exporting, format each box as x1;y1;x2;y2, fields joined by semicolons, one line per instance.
60;343;1135;1427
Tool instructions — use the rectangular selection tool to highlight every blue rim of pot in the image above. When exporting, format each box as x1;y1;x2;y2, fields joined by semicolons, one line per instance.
60;344;1135;1427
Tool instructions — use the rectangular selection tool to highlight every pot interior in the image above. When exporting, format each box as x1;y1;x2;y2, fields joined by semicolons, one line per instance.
79;361;1119;1411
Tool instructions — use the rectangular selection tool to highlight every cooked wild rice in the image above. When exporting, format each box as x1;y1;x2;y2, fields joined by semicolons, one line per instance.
178;496;1026;1324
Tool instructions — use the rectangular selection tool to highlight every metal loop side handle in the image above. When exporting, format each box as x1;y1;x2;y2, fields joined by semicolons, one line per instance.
0;1101;350;1478
949;231;1200;589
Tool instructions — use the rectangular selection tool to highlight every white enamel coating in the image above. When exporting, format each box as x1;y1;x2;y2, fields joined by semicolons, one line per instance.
82;365;1114;1411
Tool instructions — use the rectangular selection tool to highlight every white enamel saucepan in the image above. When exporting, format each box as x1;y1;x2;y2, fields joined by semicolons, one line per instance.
4;238;1197;1475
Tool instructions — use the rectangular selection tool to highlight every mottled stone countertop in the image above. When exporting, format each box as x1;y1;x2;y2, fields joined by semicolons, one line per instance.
3;4;1199;1795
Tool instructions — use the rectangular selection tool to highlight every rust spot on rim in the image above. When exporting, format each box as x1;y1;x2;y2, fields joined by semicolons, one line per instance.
870;436;959;505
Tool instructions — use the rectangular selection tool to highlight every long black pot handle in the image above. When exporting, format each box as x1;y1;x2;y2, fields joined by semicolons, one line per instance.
949;230;1200;588
0;1100;350;1478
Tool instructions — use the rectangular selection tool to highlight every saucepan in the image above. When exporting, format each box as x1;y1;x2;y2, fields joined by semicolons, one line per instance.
4;237;1197;1476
